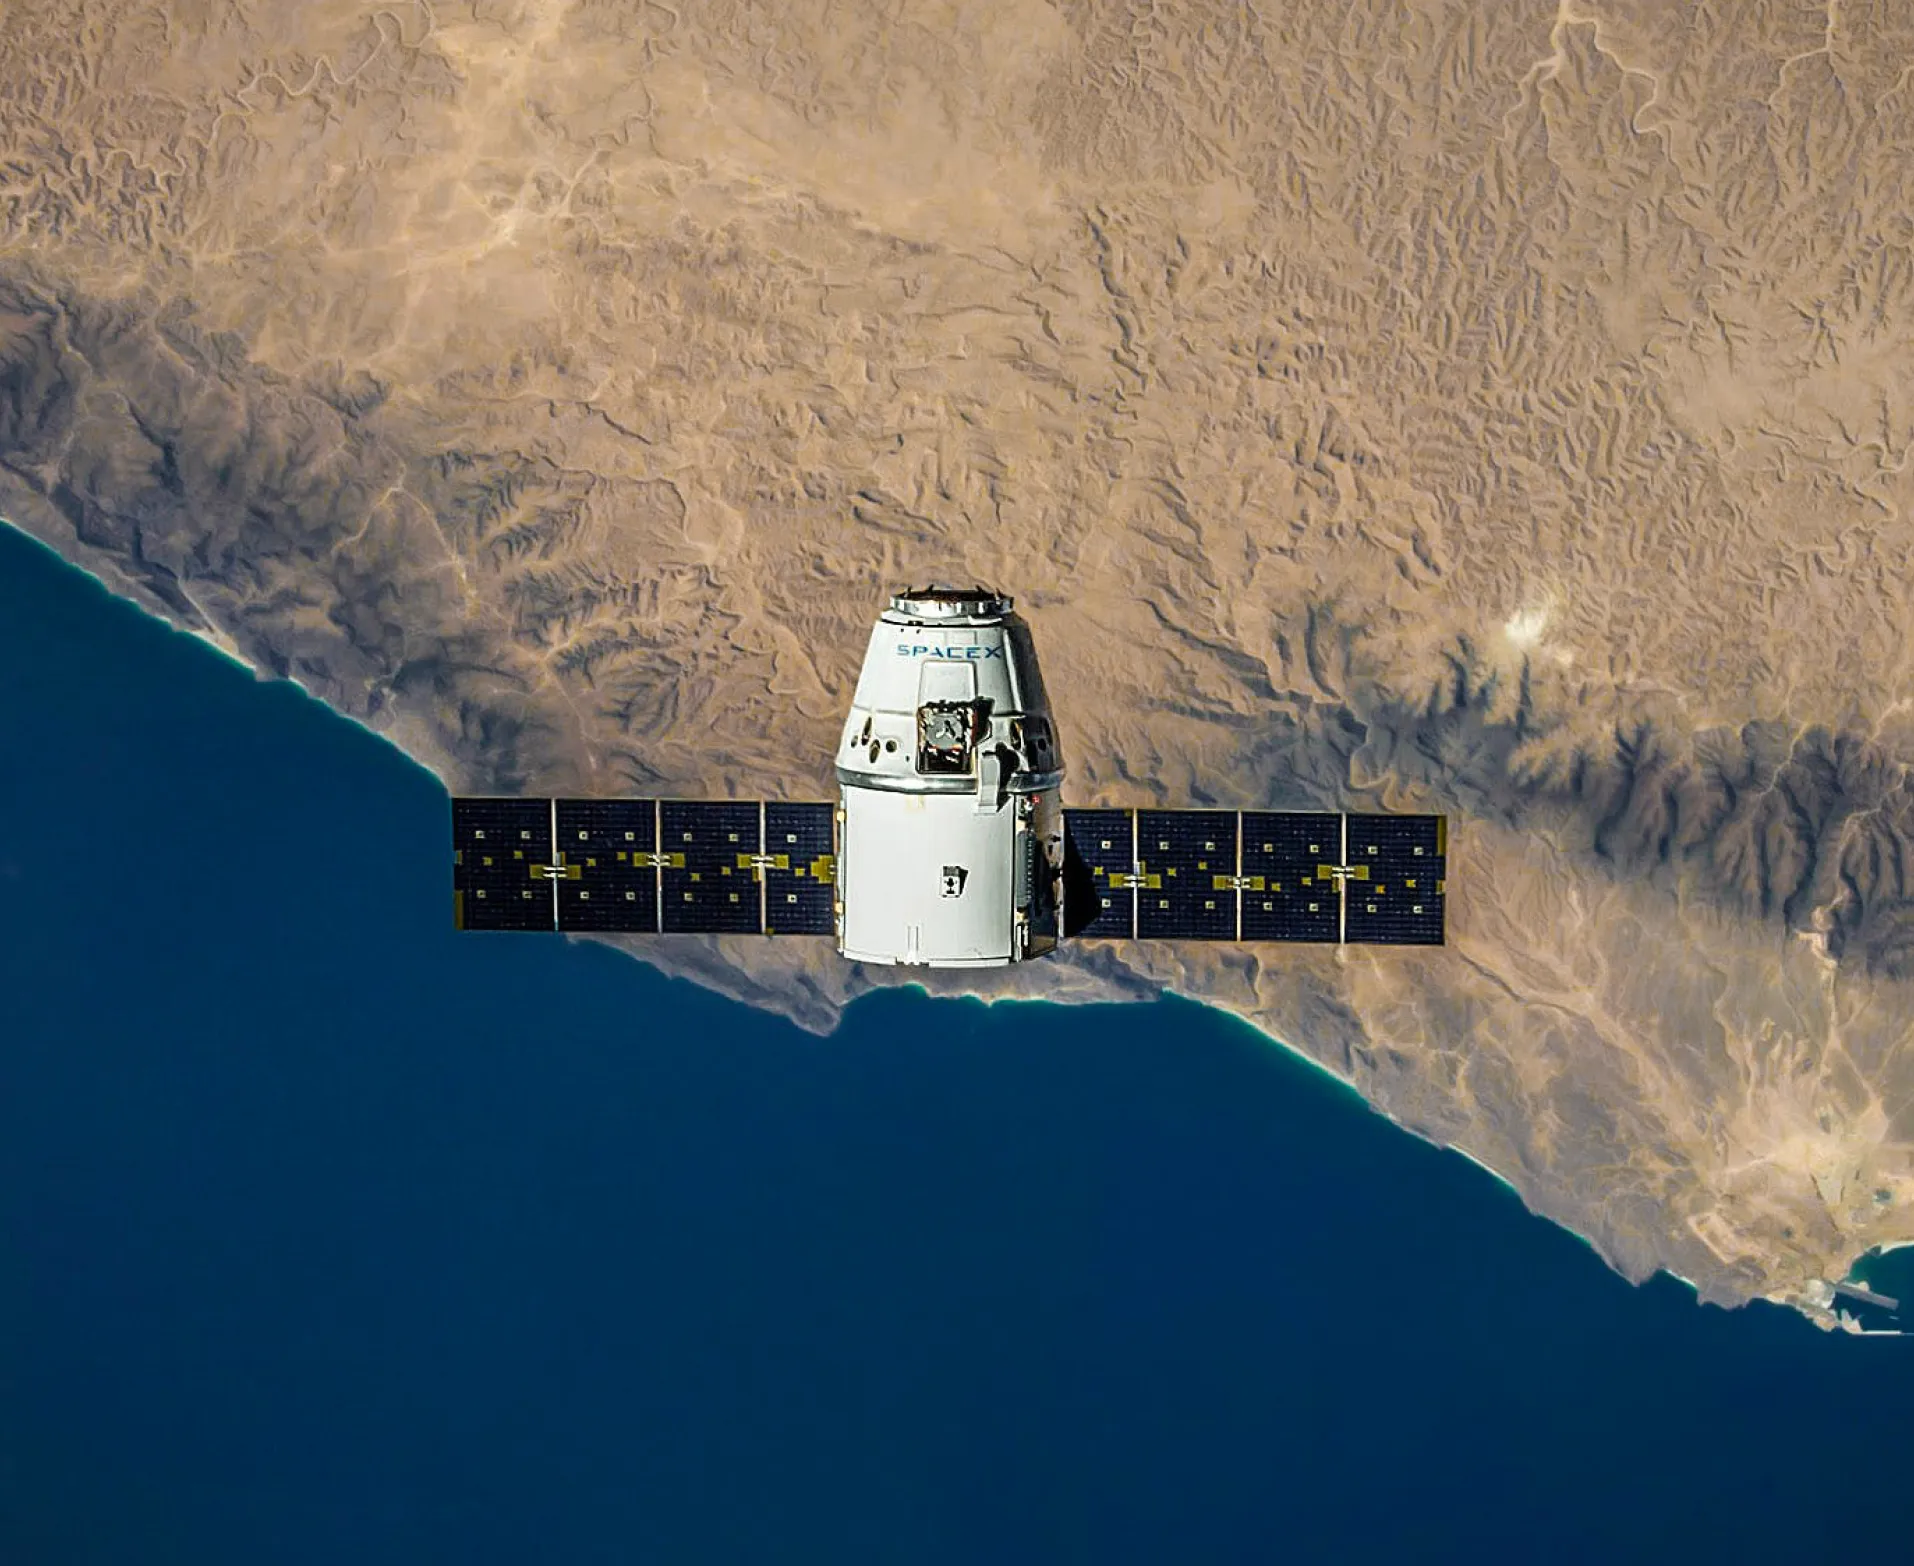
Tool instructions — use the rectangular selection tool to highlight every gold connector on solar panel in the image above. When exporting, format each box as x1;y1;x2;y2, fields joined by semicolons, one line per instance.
1213;874;1265;891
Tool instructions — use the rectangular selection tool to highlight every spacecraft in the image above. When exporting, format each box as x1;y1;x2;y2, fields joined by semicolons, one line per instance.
451;585;1446;964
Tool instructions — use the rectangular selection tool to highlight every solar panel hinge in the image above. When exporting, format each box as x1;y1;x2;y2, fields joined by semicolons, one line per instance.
1214;874;1265;892
739;852;789;873
530;860;583;881
1107;870;1161;891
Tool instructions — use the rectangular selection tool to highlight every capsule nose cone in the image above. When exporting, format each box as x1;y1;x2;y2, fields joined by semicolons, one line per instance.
889;584;1013;618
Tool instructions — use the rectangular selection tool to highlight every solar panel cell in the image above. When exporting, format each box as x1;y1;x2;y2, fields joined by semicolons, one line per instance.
661;800;765;934
554;799;660;933
451;798;556;931
1061;808;1136;938
1343;813;1446;945
1239;811;1342;943
1135;810;1238;940
763;802;837;936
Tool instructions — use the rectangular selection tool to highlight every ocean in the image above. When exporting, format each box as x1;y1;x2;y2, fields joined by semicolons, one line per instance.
1;520;1908;1566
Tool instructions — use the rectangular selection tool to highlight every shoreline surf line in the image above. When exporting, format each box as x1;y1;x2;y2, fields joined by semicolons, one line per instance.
2;515;466;786
7;514;1895;1328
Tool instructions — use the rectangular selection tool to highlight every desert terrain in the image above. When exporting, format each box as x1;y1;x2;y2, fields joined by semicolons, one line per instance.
3;0;1912;1321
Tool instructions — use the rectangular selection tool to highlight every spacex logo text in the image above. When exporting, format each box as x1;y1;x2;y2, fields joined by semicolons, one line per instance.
893;644;1005;659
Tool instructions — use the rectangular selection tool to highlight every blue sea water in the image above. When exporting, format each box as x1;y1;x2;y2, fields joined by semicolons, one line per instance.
1849;1244;1914;1328
1;520;1910;1566
1856;1245;1914;1296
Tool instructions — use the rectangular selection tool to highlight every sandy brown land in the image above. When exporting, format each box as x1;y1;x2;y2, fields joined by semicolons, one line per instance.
4;0;1913;1322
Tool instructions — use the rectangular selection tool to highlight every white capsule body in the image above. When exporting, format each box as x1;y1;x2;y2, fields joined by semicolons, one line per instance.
835;587;1064;967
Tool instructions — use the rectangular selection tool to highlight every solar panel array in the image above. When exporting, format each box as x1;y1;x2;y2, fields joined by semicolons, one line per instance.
1342;813;1446;945
661;800;761;934
452;799;837;936
1062;808;1445;946
1240;811;1343;944
1135;809;1238;940
452;799;557;931
454;798;1445;947
764;802;838;936
1062;807;1137;938
555;798;659;932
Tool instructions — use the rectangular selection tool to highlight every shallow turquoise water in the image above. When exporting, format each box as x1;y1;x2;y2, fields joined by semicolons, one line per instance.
1849;1245;1914;1316
2;521;1908;1566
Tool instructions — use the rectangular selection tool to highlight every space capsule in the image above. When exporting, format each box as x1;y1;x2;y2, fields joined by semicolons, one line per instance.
834;586;1065;966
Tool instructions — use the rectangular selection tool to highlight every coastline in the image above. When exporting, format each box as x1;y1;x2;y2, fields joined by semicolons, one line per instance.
0;513;1874;1329
2;516;471;787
